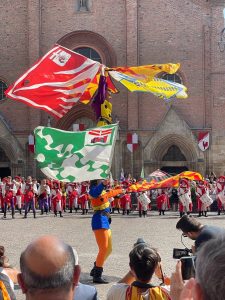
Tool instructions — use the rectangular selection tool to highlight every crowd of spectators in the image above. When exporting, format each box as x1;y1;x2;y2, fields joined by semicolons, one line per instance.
1;214;225;300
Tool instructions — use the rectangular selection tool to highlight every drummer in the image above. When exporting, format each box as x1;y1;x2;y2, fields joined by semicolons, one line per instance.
178;178;192;218
196;180;213;217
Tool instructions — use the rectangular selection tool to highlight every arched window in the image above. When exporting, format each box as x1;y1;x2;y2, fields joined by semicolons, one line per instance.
75;47;102;63
0;80;8;101
162;145;186;161
160;73;183;84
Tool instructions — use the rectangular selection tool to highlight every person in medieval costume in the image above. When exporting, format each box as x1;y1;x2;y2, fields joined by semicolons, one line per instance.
23;176;37;219
2;177;16;219
51;181;63;217
196;180;213;217
38;179;50;215
156;189;169;216
216;175;225;215
15;176;23;214
68;183;79;213
89;179;123;284
137;190;151;217
178;178;192;218
120;191;132;215
79;192;89;215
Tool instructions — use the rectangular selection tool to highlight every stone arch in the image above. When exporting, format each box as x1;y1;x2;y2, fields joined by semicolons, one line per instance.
0;115;25;164
57;30;117;66
153;134;197;162
55;103;96;130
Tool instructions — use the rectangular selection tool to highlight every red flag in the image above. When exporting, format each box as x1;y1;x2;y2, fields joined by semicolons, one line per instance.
5;45;101;118
198;132;209;151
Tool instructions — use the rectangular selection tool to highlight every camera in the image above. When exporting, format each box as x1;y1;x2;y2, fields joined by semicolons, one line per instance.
173;248;192;259
180;256;196;280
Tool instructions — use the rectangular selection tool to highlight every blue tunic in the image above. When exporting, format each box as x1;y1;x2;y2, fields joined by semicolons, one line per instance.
89;183;110;230
91;208;110;230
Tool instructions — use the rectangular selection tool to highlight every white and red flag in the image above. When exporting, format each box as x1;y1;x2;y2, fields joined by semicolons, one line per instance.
28;134;35;153
5;45;101;118
198;132;209;151
127;133;138;152
72;124;85;131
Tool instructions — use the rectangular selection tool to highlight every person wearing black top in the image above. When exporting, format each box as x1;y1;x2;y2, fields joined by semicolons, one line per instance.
176;215;225;252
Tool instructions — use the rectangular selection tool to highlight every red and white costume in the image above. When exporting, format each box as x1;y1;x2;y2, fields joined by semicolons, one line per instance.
156;190;170;212
78;192;89;214
51;182;63;217
15;176;23;211
216;176;225;212
120;192;132;215
196;180;213;213
178;178;192;214
138;191;151;217
69;185;79;212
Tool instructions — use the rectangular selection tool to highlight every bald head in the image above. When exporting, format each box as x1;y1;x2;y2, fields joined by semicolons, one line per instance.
19;235;76;293
24;236;69;276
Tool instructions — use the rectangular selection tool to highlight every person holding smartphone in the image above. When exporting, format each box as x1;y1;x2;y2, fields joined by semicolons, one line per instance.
170;233;225;300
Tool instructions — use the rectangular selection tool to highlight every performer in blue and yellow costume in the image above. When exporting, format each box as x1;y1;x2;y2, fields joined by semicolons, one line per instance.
89;179;123;283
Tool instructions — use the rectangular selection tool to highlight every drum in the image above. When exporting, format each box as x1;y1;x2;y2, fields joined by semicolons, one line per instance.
200;193;213;207
218;192;225;204
179;193;191;206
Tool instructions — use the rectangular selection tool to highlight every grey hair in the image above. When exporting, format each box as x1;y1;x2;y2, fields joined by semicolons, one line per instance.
196;233;225;300
20;244;75;292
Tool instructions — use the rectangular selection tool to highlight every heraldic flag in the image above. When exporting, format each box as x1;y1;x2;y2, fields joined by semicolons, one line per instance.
5;45;101;118
34;123;118;182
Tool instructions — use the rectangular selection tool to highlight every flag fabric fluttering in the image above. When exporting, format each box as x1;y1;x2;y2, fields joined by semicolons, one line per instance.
5;45;101;118
109;71;188;99
148;169;171;182
112;63;181;81
34;123;118;182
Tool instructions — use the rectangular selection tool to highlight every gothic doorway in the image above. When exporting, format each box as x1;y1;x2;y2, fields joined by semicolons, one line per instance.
161;166;188;175
0;147;11;179
160;145;188;175
0;167;11;178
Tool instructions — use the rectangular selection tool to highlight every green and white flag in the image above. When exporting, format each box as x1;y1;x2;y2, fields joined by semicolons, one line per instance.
34;123;118;182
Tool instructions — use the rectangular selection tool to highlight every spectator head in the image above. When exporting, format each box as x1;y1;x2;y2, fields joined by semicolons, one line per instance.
190;233;225;300
18;235;80;300
129;243;160;283
176;215;203;240
0;245;6;267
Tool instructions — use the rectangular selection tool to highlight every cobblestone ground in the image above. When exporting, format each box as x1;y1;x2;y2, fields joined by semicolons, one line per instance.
1;209;225;299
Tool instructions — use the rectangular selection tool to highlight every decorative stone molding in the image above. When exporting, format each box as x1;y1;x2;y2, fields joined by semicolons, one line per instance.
57;30;117;67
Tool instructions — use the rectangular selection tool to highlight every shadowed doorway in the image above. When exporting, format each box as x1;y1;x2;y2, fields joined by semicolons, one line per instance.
161;145;188;175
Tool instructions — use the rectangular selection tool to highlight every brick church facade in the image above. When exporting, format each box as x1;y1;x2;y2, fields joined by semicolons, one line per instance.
0;0;225;179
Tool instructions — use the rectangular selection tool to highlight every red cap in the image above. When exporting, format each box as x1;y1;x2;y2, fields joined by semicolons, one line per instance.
15;176;21;182
2;177;8;183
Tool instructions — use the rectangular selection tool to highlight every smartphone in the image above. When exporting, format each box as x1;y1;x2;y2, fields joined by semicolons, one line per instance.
173;248;190;259
180;256;195;280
